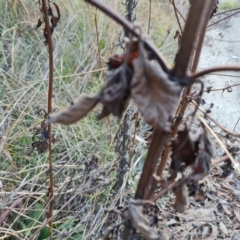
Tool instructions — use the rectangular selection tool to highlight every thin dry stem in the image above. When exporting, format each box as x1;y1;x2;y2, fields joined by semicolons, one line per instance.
147;0;152;35
171;0;183;34
190;65;240;80
191;101;240;137
94;9;102;68
208;10;240;28
42;0;54;235
147;0;214;199
197;113;240;175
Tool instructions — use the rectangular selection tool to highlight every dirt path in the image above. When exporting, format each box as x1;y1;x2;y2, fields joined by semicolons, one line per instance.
199;11;240;133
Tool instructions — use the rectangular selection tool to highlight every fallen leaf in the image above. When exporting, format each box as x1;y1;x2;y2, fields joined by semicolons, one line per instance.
132;41;182;131
233;209;240;223
219;221;228;234
128;199;167;240
183;208;213;221
204;224;218;240
48;94;99;124
221;203;231;216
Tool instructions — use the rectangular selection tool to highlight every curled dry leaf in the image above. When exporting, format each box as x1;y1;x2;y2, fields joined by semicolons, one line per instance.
107;38;139;69
48;94;99;124
169;126;213;182
204;224;218;240
170;127;198;180
128;199;167;240
190;131;213;181
172;184;189;213
98;64;132;119
31;141;48;154
132;41;182;131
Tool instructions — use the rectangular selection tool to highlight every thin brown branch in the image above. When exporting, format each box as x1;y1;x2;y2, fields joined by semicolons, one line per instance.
84;0;170;73
170;0;183;34
171;1;212;78
152;173;193;202
169;0;186;23
135;130;168;199
94;9;102;68
190;65;240;81
233;116;240;132
148;1;212;199
214;7;240;16
42;0;54;236
203;82;240;92
211;151;240;166
147;0;152;35
191;101;240;137
208;10;240;28
0;197;26;227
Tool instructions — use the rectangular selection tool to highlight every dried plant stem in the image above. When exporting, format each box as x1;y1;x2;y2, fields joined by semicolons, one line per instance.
196;112;240;175
211;151;240;166
190;65;240;80
169;0;186;23
94;9;102;68
215;7;240;17
129;113;139;160
0;197;26;227
147;0;151;35
203;82;240;92
42;0;54;235
171;0;183;34
135;130;168;199
147;0;214;199
191;101;240;137
152;173;193;202
208;10;240;28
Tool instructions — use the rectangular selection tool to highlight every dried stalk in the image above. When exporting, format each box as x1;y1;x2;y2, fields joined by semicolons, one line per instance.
94;9;102;68
190;65;240;80
42;0;54;235
147;0;214;200
147;0;152;35
208;10;240;28
196;112;240;175
191;101;240;137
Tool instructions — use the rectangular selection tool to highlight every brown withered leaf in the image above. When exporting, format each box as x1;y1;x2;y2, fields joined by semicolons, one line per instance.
128;199;167;240
31;141;48;154
97;64;132;119
172;184;189;213
48;94;99;124
107;38;139;69
132;41;182;131
190;132;213;181
170;126;213;182
170;127;198;178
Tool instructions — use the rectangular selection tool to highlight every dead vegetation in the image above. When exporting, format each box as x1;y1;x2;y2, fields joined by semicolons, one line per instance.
1;0;240;239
